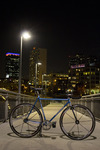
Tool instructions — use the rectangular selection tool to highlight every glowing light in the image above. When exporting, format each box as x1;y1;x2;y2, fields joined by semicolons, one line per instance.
71;64;85;69
58;88;61;91
33;47;36;50
22;32;31;39
37;62;42;65
6;53;20;56
6;74;9;78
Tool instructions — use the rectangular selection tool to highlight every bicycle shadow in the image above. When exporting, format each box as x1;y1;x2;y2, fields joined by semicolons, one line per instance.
7;132;59;140
7;131;97;141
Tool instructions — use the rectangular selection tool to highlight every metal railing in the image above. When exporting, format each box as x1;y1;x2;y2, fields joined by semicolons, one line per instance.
70;93;100;120
0;89;100;122
0;89;49;122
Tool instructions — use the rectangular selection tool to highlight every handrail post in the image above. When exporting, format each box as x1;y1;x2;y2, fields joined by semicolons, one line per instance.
91;97;94;113
5;94;8;122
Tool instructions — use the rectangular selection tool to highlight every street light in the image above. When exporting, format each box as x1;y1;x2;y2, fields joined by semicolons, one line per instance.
35;62;42;88
18;32;31;94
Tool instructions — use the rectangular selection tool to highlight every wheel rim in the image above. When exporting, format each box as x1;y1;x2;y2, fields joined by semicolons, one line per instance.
60;105;95;140
10;104;42;137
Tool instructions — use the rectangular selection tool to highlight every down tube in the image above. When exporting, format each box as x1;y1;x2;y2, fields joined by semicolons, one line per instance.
49;101;70;122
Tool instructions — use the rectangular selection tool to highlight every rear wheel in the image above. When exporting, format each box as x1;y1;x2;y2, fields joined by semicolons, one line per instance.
60;104;95;140
9;103;43;138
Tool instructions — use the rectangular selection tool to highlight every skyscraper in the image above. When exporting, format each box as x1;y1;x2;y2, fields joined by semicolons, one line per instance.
29;47;47;86
68;54;100;94
6;52;20;79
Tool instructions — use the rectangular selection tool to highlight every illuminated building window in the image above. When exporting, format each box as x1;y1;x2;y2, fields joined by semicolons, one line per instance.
87;72;90;75
71;81;76;83
72;84;76;88
91;72;95;75
58;88;61;91
76;73;79;76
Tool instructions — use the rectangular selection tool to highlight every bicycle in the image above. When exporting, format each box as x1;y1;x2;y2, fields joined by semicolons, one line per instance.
9;88;95;140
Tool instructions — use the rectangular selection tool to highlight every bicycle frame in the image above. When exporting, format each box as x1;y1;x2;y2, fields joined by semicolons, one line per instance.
27;95;71;123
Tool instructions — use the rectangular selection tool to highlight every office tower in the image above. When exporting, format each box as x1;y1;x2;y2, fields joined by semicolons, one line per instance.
68;54;100;95
6;52;20;79
29;47;47;86
69;54;97;68
42;73;68;95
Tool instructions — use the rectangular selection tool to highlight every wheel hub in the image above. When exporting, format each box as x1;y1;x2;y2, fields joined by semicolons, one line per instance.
24;118;28;123
75;120;79;124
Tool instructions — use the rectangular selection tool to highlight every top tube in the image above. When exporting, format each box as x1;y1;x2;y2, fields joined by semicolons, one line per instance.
40;97;70;101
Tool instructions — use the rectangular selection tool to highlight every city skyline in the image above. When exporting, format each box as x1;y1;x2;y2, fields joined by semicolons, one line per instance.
0;46;100;80
0;1;100;79
1;53;99;95
0;50;99;79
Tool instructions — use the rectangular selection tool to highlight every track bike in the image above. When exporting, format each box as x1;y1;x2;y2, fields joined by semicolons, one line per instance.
9;88;95;140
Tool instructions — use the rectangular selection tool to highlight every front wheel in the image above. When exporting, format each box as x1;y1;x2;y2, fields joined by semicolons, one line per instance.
60;104;95;140
9;103;43;138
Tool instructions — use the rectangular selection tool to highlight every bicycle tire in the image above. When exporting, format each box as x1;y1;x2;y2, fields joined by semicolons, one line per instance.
9;103;43;138
60;104;95;140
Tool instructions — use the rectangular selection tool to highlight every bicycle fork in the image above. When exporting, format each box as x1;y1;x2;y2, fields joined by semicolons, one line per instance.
70;106;79;125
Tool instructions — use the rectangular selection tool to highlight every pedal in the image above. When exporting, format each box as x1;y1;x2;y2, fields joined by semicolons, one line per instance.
52;122;56;128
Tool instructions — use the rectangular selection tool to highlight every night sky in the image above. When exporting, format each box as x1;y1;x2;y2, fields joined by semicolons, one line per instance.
0;1;100;79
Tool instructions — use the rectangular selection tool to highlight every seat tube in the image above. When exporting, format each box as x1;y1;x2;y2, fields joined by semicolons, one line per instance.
39;98;46;120
68;98;72;106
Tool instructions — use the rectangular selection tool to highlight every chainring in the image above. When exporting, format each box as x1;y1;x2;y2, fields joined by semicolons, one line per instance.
42;120;52;130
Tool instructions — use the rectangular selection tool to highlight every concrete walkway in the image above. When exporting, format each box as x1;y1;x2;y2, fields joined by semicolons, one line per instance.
0;102;100;150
